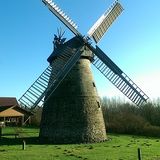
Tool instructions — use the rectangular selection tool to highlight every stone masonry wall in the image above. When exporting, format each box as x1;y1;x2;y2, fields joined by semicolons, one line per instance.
39;57;107;144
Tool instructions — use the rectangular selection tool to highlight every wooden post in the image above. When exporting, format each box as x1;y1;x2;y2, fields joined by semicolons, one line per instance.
0;127;2;139
138;148;142;160
22;115;24;126
22;140;26;150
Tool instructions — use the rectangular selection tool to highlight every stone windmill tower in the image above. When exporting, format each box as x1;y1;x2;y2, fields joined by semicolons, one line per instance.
18;0;149;144
39;30;107;143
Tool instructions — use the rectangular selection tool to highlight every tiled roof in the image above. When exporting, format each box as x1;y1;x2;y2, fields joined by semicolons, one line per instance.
0;97;33;115
0;97;19;107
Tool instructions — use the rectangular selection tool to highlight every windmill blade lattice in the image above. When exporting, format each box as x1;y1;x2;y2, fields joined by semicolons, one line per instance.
88;1;123;43
91;46;149;106
19;40;84;109
42;0;81;36
18;66;52;109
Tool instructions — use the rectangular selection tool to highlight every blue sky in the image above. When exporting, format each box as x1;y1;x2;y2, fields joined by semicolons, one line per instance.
0;0;160;101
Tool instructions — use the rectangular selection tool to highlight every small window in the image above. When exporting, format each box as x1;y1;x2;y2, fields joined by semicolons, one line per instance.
97;101;101;108
92;82;96;87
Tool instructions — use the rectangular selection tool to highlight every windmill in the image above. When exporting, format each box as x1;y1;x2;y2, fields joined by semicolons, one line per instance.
18;0;149;143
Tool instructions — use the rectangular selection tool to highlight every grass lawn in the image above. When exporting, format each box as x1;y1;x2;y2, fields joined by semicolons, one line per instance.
0;127;160;160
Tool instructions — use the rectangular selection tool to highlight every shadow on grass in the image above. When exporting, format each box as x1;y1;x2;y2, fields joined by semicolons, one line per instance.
0;137;109;146
0;137;40;145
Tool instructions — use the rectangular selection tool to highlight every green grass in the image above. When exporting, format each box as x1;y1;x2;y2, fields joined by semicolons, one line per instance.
0;127;160;160
2;127;39;137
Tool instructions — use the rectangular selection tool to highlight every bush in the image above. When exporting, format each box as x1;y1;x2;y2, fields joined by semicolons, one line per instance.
142;124;160;137
30;107;42;126
101;97;160;137
106;112;148;135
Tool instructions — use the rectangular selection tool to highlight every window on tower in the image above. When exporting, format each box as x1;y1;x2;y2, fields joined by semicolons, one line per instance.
92;82;96;87
97;101;101;108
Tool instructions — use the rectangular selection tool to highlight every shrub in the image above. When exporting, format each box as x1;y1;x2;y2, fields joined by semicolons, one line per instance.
142;124;160;137
30;107;43;126
106;112;148;135
101;97;160;137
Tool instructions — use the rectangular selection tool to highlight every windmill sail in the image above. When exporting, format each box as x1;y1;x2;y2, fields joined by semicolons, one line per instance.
18;66;52;109
92;46;149;106
42;0;81;36
88;1;123;43
44;45;83;103
19;43;83;109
